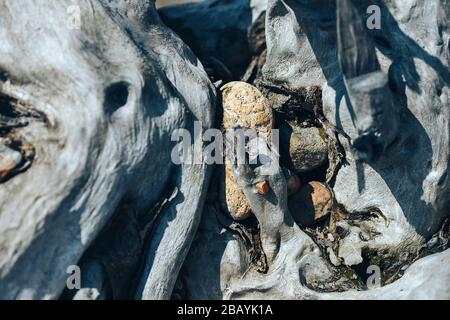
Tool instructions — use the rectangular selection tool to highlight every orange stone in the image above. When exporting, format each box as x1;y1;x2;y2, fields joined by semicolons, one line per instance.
0;160;17;178
288;181;333;226
256;181;270;195
307;181;334;220
0;143;23;181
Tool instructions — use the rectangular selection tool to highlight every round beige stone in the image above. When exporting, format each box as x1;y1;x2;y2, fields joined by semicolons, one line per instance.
219;82;273;220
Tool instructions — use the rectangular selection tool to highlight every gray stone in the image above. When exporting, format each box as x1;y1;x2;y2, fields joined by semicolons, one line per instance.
327;247;341;267
337;227;364;266
281;124;328;173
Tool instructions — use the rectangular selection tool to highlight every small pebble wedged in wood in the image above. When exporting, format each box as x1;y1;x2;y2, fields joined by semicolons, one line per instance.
255;180;270;195
281;123;328;173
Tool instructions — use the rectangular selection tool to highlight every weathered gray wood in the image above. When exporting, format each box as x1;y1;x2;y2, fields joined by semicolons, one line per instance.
177;0;450;300
0;0;215;299
262;0;450;254
337;0;380;78
1;0;449;301
337;0;399;162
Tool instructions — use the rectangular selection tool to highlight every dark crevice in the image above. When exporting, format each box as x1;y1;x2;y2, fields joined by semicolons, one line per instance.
104;81;130;114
